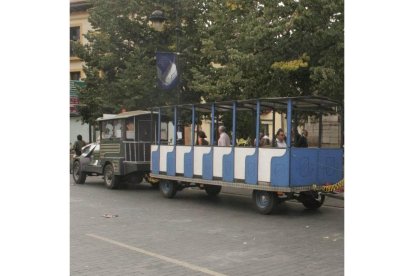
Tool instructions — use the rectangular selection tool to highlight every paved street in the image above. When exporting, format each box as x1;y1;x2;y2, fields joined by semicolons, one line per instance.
71;176;344;276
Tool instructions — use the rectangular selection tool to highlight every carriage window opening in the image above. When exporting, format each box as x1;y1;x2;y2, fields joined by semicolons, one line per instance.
126;118;135;140
233;109;255;147
138;120;151;141
194;109;211;146
114;120;122;138
102;121;114;139
159;108;174;145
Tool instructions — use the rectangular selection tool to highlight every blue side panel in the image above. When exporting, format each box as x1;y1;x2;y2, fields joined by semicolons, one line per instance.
167;149;176;176
245;149;258;184
317;149;344;184
184;147;194;178
202;147;213;180
290;148;318;187
151;147;160;174
270;149;290;187
222;148;234;182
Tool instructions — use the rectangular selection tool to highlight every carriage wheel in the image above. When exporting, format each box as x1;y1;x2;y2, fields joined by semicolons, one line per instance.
159;180;178;198
252;190;277;215
205;185;222;197
298;191;325;210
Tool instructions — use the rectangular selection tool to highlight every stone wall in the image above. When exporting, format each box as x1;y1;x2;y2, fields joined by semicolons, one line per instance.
303;114;342;148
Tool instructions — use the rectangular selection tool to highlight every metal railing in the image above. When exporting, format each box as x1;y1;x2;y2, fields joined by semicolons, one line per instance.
123;141;151;163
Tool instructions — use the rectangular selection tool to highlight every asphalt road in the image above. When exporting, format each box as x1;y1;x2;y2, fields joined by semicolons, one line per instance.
71;176;344;276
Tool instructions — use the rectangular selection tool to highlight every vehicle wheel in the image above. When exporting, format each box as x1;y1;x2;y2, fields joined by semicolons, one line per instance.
103;164;120;190
205;185;222;197
298;191;325;210
72;161;86;184
159;180;177;198
252;190;277;215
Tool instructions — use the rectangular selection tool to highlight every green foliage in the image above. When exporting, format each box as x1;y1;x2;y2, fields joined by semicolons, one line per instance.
74;0;344;124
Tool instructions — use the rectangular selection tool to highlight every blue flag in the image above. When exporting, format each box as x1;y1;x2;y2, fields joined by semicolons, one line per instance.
156;52;179;90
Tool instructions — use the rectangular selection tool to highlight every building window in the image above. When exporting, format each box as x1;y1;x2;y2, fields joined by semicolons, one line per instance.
261;123;270;137
70;26;80;56
70;71;81;80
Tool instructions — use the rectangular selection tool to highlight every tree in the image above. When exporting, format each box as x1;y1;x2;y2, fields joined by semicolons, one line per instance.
73;0;204;124
190;0;344;102
74;0;344;124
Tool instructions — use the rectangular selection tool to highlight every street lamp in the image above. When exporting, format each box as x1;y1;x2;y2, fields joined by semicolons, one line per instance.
148;10;167;32
149;7;181;101
149;7;184;143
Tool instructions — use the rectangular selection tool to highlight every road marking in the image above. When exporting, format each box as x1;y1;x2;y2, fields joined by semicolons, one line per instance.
86;233;227;276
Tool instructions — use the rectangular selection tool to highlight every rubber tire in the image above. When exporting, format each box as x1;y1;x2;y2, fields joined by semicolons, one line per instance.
252;190;276;215
103;164;120;190
159;180;178;198
205;185;222;197
299;191;325;210
72;161;86;184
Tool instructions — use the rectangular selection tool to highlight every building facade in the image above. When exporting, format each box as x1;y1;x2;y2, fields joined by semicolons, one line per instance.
70;0;92;145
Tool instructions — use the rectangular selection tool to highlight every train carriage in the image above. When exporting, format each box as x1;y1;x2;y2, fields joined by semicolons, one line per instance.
150;96;344;214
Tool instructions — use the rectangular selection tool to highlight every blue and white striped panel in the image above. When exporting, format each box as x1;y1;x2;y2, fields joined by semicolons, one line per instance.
159;145;174;173
193;147;212;176
213;147;232;178
175;146;192;174
258;148;287;182
234;148;256;180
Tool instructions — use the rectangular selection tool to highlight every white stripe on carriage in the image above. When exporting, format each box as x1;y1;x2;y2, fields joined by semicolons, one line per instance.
151;145;159;153
175;146;192;174
159;145;174;172
234;148;256;180
213;147;232;178
258;148;287;182
193;147;212;176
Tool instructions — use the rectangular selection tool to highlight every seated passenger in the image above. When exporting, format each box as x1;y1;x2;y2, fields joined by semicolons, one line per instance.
197;130;209;145
260;135;271;147
126;120;135;140
297;129;309;148
218;126;231;147
275;128;287;148
104;123;114;139
254;132;264;147
114;121;122;138
292;128;301;147
126;121;135;131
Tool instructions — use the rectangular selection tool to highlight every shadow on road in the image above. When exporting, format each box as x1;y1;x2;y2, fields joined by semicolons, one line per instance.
71;177;338;218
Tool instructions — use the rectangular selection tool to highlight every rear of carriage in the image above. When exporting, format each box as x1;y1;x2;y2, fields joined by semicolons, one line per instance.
149;97;344;214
